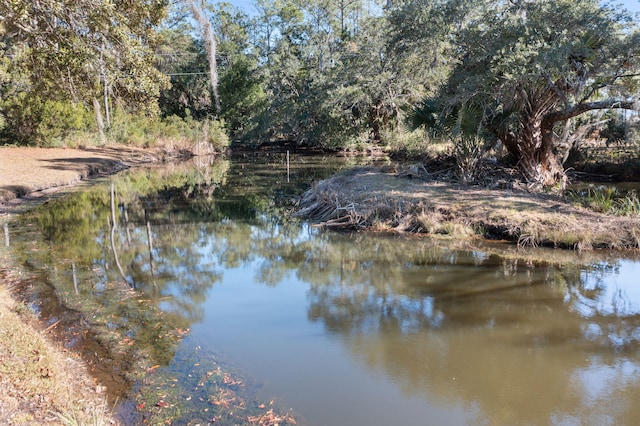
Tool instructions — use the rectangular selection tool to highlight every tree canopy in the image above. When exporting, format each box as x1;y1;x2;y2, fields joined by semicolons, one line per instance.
3;0;169;103
0;0;170;143
1;0;639;187
430;0;640;187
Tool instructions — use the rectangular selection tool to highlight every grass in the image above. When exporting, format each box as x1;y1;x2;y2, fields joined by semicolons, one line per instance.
568;186;640;216
295;165;640;250
0;247;115;425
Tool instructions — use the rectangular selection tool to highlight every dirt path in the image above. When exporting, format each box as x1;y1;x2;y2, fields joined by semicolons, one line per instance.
0;145;161;211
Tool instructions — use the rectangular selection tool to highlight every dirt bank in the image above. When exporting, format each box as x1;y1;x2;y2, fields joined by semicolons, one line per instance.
0;145;168;211
0;145;167;424
0;250;116;425
296;166;640;250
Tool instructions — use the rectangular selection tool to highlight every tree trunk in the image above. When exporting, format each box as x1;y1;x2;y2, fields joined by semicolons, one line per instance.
93;97;106;146
515;119;566;189
369;102;382;142
495;98;639;190
499;112;566;190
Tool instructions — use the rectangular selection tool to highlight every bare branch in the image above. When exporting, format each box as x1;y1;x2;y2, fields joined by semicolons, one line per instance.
545;99;639;124
541;70;570;109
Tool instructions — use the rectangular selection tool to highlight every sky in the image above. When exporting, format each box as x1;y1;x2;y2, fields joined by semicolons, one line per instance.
613;0;640;13
222;0;640;16
610;0;640;14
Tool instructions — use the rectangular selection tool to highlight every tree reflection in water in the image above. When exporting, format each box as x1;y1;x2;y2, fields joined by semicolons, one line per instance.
277;233;640;425
10;154;640;424
15;158;231;378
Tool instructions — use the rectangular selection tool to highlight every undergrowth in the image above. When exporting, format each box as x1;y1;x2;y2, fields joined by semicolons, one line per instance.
567;186;640;216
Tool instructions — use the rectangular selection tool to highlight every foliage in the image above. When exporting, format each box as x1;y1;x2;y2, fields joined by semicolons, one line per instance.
214;3;268;138
2;0;638;162
0;94;94;146
568;186;640;216
600;112;627;146
425;0;640;188
0;0;172;146
155;25;213;120
381;126;453;161
107;108;229;150
411;97;487;181
0;0;169;110
227;0;448;147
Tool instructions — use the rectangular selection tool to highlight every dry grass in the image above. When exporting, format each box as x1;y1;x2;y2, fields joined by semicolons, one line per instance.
296;166;640;250
0;251;116;425
0;288;115;424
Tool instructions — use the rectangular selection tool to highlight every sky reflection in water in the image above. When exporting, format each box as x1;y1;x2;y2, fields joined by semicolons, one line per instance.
174;215;640;425
11;155;640;425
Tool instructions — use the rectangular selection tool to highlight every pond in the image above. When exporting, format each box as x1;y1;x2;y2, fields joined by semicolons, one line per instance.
5;153;640;425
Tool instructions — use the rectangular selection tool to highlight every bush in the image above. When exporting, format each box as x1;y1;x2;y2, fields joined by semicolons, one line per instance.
0;94;93;146
203;118;230;151
108;108;229;151
382;127;453;160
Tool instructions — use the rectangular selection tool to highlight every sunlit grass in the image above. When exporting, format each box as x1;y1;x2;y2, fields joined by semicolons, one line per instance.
297;167;640;250
567;186;640;216
0;256;114;425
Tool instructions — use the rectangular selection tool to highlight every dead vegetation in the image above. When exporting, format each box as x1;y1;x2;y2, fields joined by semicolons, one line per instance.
0;260;116;425
296;165;640;250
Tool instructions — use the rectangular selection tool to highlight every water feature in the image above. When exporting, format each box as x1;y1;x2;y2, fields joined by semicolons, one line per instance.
5;153;640;425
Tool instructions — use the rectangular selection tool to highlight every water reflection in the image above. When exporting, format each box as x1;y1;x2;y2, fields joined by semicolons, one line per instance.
185;214;640;424
7;154;640;425
242;230;640;425
8;158;234;390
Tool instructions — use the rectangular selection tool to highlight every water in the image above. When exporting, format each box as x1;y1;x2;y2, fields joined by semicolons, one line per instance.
5;154;640;425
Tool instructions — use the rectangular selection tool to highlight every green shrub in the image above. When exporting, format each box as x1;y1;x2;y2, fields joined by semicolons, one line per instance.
0;92;229;149
107;108;229;151
0;93;93;146
382;128;428;157
203;118;230;151
382;127;453;160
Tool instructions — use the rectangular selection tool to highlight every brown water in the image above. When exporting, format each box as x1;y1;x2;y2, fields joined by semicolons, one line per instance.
5;154;640;425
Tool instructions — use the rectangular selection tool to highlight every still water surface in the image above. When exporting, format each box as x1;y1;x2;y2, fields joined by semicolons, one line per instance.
8;154;640;425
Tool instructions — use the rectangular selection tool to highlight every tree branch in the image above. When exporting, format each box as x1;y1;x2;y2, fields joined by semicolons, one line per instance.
545;99;639;124
541;70;570;109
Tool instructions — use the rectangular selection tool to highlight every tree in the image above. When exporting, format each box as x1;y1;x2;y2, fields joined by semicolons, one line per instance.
214;2;267;137
0;0;169;144
431;0;640;188
155;3;213;120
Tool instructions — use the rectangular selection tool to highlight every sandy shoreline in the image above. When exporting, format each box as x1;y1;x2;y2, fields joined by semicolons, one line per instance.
0;145;162;213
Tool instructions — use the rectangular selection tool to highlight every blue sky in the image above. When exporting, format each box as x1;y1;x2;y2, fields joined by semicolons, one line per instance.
609;0;640;13
223;0;640;16
614;0;640;13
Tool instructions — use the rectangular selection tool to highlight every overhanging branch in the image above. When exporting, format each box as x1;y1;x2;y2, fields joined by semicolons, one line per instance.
545;99;639;124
